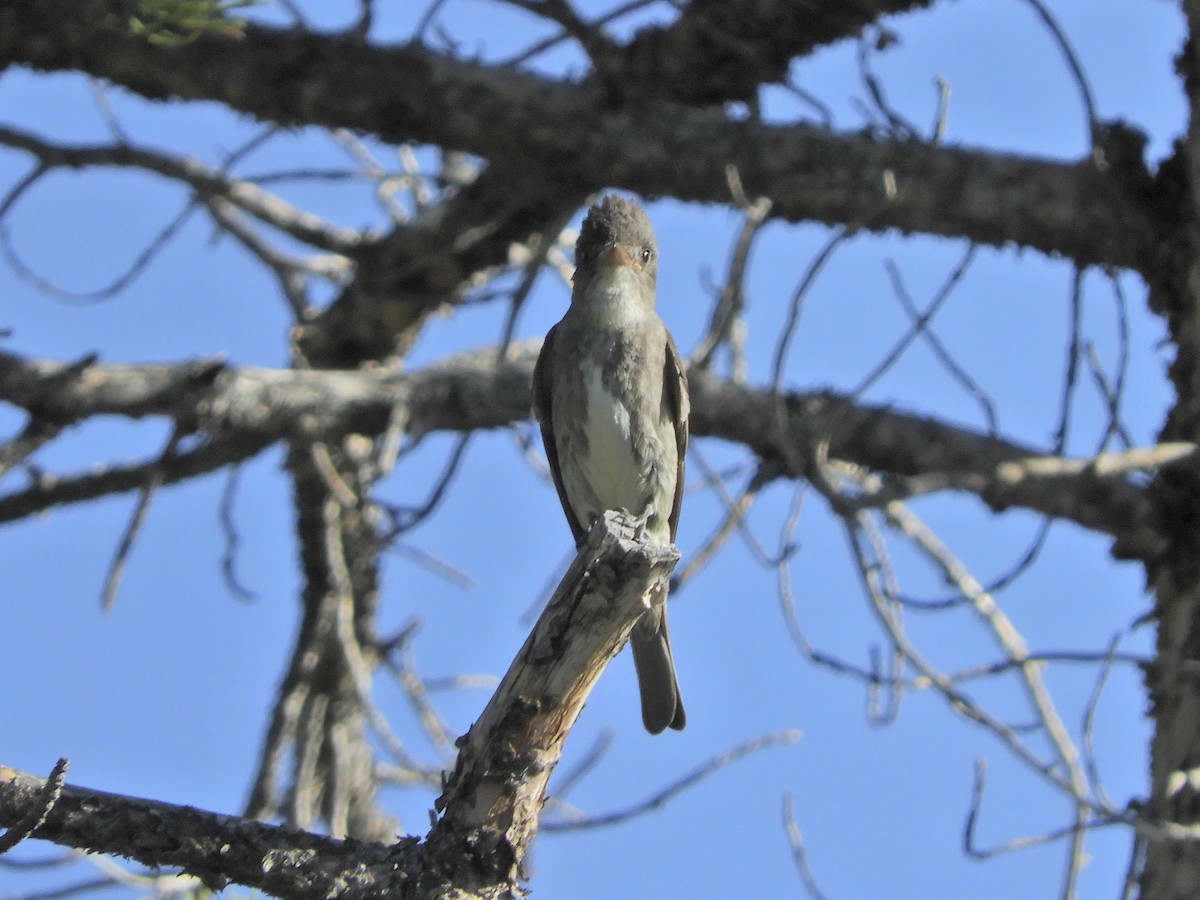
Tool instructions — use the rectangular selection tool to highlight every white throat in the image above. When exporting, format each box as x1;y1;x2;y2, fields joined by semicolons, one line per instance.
577;265;653;327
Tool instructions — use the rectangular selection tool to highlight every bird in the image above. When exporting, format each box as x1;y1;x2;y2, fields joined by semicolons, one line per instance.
532;194;688;734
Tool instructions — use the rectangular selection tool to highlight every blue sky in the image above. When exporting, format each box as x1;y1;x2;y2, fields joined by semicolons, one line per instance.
0;2;1185;898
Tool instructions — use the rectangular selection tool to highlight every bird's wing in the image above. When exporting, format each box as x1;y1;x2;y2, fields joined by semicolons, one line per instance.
533;324;587;545
664;331;689;543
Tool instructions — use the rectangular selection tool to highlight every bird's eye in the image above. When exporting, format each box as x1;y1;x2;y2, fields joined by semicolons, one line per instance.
641;248;652;264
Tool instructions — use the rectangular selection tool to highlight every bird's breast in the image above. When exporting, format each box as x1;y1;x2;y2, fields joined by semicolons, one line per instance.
578;362;642;512
549;321;676;542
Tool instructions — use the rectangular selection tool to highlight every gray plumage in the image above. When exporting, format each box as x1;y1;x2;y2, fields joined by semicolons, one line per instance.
533;195;688;734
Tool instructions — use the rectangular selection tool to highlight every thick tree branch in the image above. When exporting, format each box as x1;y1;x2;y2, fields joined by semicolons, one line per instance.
0;346;1168;557
1140;5;1200;898
0;763;418;898
0;1;1158;271
295;167;584;365
0;512;678;898
425;511;679;890
610;0;938;105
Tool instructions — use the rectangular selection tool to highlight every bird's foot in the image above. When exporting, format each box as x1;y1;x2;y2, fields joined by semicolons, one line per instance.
628;507;654;542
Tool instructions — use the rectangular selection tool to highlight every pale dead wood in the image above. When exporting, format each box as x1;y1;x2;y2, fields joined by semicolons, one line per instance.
427;511;679;888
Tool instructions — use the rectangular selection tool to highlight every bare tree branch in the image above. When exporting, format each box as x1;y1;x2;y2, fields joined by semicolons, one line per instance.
0;513;693;896
542;730;801;831
0;348;1172;557
0;125;365;254
428;510;679;884
0;759;68;855
0;763;416;899
0;4;1158;272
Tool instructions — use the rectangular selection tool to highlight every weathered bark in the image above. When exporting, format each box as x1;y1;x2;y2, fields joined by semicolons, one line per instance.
0;0;1194;896
1139;4;1200;897
0;514;677;898
0;347;1169;557
0;2;1160;273
423;511;679;894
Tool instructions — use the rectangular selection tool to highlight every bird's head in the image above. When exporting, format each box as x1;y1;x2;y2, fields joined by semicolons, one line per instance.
574;195;659;295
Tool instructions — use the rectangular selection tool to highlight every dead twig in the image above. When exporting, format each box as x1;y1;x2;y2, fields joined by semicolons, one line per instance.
0;758;69;855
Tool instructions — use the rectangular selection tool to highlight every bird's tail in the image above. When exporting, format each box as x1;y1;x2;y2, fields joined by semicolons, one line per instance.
631;600;685;734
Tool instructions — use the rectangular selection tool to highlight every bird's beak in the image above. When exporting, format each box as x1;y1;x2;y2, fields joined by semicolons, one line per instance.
598;244;635;269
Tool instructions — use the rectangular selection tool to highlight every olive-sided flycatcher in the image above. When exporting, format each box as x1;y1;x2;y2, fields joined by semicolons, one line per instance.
533;195;688;734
